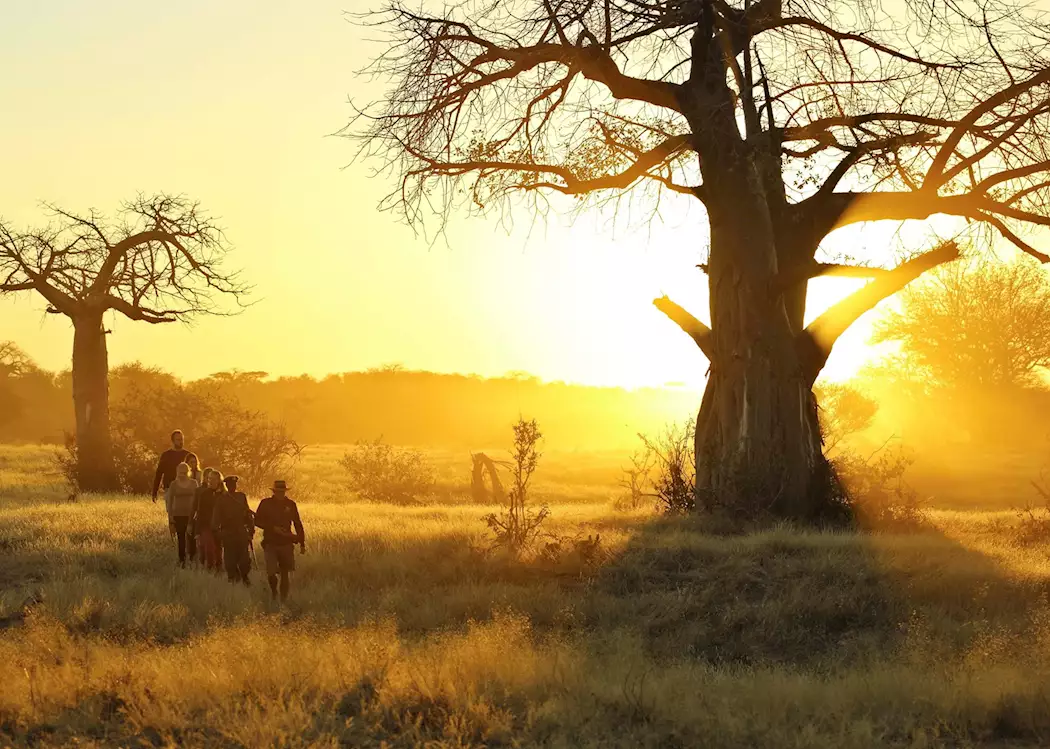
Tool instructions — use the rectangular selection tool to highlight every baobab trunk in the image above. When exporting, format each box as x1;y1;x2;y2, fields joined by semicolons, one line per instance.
693;170;827;519
71;312;118;492
693;334;825;519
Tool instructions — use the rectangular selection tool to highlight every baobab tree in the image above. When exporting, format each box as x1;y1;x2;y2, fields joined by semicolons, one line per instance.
350;0;1050;519
0;195;246;492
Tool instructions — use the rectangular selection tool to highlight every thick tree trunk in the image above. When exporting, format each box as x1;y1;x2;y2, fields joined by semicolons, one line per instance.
72;312;118;492
693;332;826;520
690;154;828;520
680;32;832;520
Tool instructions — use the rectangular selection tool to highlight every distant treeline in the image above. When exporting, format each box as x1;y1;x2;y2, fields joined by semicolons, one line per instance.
0;358;700;451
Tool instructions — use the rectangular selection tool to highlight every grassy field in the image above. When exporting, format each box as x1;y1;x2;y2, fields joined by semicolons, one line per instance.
4;445;1050;747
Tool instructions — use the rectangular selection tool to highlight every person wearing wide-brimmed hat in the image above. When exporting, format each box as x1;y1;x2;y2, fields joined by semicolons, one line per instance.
253;479;305;602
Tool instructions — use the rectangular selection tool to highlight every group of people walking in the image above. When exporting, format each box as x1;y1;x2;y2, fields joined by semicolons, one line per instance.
150;430;306;602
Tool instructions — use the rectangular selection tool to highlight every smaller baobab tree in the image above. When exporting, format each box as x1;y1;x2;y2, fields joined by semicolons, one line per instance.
0;195;247;492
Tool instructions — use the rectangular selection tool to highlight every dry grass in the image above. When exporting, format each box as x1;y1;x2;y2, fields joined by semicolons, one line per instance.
4;445;1050;747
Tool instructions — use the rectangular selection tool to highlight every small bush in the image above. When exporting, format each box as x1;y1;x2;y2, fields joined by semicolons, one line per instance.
1013;504;1050;546
832;442;929;532
636;420;695;515
59;436;159;496
539;533;606;572
340;438;435;503
1012;474;1050;545
614;446;655;511
484;417;549;554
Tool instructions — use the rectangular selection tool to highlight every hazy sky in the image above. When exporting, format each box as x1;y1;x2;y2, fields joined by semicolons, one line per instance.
0;0;913;389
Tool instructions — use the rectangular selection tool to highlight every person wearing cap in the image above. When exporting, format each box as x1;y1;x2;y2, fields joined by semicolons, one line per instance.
213;475;255;585
253;479;305;602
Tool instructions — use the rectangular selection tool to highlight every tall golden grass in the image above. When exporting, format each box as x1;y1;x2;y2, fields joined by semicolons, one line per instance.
3;444;1050;747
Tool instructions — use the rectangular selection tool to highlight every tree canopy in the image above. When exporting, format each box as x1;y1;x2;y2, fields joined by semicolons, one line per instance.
353;0;1050;276
873;256;1050;390
0;194;247;323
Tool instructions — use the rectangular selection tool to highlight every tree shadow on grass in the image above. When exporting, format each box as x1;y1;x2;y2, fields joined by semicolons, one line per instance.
585;512;1050;671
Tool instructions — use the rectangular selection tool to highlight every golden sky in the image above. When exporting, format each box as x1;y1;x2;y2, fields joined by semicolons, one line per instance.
0;0;916;390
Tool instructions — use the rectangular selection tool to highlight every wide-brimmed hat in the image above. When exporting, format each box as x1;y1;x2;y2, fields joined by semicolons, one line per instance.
272;479;289;491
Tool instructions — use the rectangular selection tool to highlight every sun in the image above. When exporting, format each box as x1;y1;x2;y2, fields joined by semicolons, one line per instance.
504;207;905;392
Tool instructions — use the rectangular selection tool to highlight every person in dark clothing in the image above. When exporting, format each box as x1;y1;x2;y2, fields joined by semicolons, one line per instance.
254;480;305;602
193;470;225;574
152;430;189;503
215;475;255;585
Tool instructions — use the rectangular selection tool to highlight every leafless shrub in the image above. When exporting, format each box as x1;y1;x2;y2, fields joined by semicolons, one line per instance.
484;417;549;554
638;420;696;515
614;446;656;511
340;438;435;504
1011;471;1050;546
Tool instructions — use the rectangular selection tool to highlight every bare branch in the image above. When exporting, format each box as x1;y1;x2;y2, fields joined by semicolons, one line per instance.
755;16;963;70
925;68;1050;189
976;212;1050;262
814;190;1050;236
402;132;695;197
800;241;962;384
773;261;890;297
653;295;713;359
0;195;248;324
102;295;182;324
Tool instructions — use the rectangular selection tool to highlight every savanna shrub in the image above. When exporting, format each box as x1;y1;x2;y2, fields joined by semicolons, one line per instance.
614;445;655;511
340;438;435;503
540;533;606;571
1012;473;1050;546
831;443;929;532
814;382;927;529
484;417;549;554
60;365;301;494
1013;504;1050;546
634;420;695;515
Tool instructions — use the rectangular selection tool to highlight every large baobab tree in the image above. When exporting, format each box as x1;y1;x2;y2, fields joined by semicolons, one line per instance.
0;195;246;492
350;0;1050;520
